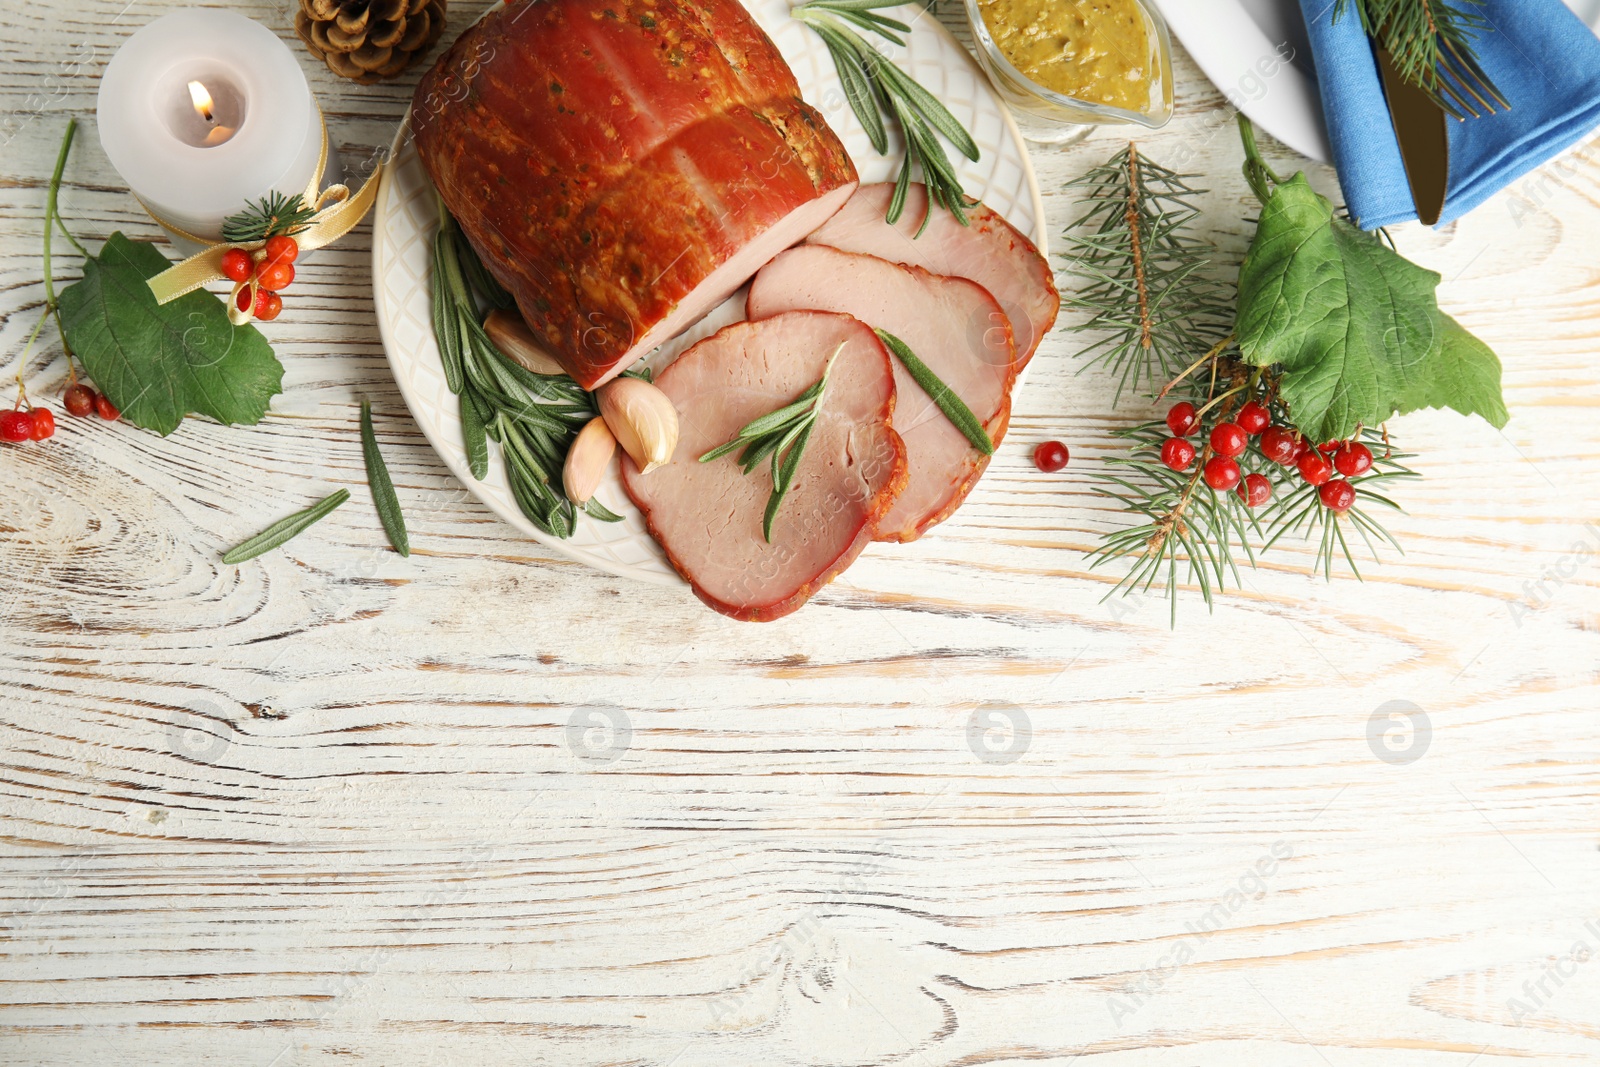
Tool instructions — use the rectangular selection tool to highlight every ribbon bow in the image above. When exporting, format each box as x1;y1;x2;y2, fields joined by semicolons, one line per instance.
144;108;382;326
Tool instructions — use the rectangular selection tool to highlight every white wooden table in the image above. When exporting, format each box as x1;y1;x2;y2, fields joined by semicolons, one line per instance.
3;3;1598;1065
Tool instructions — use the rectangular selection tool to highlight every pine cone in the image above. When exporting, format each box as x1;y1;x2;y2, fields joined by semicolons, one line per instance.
295;0;447;84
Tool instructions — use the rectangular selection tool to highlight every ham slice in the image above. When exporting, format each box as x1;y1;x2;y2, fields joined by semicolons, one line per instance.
622;312;906;622
747;245;1016;543
413;0;858;390
806;183;1059;367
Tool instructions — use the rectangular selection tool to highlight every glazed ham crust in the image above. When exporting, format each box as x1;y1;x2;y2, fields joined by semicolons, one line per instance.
412;0;858;390
622;312;907;622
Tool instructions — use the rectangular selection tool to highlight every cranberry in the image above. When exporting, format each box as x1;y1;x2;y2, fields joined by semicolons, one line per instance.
1297;451;1334;486
63;383;96;417
1210;422;1248;458
1237;401;1270;435
1165;401;1199;437
1260;426;1299;465
256;260;294;292
1333;441;1374;477
1319;440;1340;454
1320;479;1357;512
1203;456;1242;492
256;291;284;321
1160;437;1196;472
0;410;33;442
1236;472;1272;508
1033;440;1069;473
29;407;55;440
94;393;119;421
263;235;299;264
220;248;254;283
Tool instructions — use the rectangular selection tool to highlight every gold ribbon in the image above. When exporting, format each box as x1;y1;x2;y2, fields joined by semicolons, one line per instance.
143;107;383;326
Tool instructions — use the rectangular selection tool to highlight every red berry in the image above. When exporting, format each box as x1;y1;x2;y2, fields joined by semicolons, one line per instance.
264;235;299;264
1160;437;1196;471
1320;479;1357;512
1297;451;1333;486
29;407;55;440
1236;472;1272;508
256;260;294;292
1165;401;1199;437
1210;422;1248;458
63;383;96;417
1237;401;1270;435
256;291;284;322
94;393;119;421
1333;441;1373;477
1203;456;1242;492
220;248;254;283
1319;440;1339;454
236;285;254;313
1260;426;1298;465
1290;434;1312;460
1033;440;1069;473
0;410;33;442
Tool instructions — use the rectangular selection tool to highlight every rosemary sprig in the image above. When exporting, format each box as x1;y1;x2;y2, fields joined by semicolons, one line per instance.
1333;0;1508;119
431;199;616;538
360;400;410;557
700;342;845;542
222;490;350;564
222;191;318;243
792;0;979;233
874;329;993;454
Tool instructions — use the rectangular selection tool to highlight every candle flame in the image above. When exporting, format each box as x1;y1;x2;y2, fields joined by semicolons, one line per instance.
187;80;215;123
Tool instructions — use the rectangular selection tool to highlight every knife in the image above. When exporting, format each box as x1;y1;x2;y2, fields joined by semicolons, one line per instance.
1372;43;1450;226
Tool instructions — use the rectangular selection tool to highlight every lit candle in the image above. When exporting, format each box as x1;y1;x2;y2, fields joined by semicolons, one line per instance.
97;9;333;246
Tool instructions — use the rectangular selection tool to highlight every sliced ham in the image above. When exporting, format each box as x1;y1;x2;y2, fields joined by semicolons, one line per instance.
413;0;858;390
622;312;906;622
806;182;1059;367
747;245;1016;543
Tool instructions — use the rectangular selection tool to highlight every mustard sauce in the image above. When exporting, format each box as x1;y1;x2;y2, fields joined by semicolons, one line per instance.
977;0;1153;111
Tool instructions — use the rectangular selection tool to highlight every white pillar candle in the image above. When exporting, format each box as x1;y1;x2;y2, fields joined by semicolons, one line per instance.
97;8;330;246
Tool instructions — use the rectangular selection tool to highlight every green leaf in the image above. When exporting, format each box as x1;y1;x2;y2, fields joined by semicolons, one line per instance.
1235;176;1504;441
222;489;349;564
874;329;994;455
459;388;490;479
360;400;411;557
58;233;284;436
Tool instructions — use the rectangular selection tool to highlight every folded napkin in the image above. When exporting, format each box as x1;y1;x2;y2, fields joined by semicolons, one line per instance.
1299;0;1600;229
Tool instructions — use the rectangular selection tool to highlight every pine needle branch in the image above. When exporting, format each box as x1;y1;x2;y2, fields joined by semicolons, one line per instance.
1334;0;1508;118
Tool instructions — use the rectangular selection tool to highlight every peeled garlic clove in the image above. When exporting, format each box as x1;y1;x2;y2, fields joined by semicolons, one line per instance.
597;376;678;475
484;309;565;376
563;416;617;506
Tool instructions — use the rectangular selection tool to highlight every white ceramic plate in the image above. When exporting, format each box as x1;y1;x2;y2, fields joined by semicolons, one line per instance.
1153;0;1600;164
372;0;1047;586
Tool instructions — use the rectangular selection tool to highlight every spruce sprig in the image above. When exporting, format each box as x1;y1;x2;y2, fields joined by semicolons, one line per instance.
1334;0;1508;119
221;191;318;243
1059;146;1235;403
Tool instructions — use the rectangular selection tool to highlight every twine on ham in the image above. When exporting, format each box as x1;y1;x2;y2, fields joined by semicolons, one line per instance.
141;107;383;326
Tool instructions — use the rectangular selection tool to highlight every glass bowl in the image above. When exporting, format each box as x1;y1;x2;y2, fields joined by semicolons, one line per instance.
962;0;1175;143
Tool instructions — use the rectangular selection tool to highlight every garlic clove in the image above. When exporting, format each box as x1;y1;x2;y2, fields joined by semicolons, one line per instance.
484;309;565;376
563;416;617;506
597;376;679;475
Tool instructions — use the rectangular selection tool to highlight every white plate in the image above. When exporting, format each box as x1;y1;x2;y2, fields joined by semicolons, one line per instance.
372;0;1047;586
1154;0;1600;164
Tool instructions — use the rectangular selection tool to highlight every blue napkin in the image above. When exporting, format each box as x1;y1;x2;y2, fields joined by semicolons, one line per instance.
1298;0;1600;229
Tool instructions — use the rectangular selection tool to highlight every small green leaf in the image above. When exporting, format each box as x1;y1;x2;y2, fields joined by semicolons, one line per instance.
222;490;349;565
459;388;490;479
361;400;410;557
875;329;994;455
58;233;285;436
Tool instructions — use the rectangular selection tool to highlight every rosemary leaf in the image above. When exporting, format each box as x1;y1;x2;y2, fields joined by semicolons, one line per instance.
459;389;489;480
873;329;993;455
222;490;350;565
360;400;411;557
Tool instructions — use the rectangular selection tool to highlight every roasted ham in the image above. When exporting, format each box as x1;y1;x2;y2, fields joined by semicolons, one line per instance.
622;312;906;621
413;0;858;390
747;245;1016;543
806;183;1059;366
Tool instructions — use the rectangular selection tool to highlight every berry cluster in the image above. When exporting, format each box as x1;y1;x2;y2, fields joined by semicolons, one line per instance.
1;381;119;445
1160;400;1370;514
222;235;298;322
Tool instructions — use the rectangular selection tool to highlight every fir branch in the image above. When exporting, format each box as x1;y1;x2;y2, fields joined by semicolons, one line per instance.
1334;0;1508;119
1060;145;1234;403
222;192;318;243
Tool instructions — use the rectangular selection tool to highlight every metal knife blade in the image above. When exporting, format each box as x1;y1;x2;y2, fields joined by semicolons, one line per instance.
1373;44;1450;226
